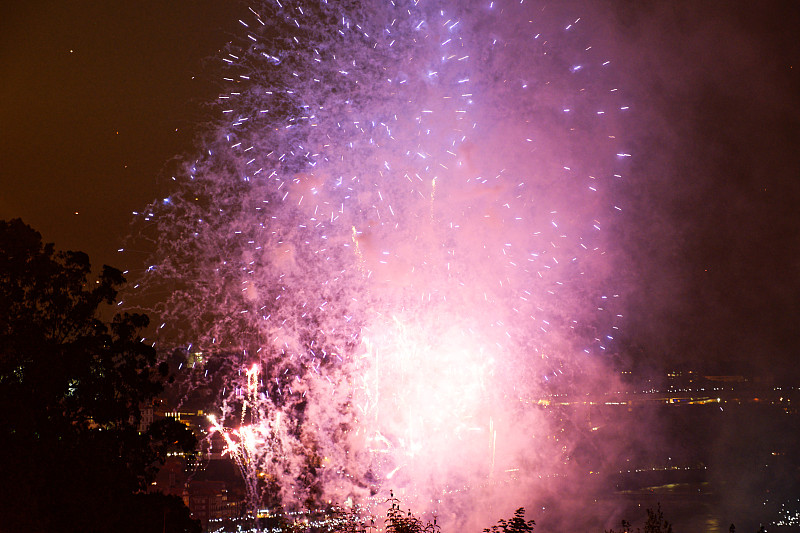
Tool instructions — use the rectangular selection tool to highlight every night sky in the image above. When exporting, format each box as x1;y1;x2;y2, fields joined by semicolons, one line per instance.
2;0;798;379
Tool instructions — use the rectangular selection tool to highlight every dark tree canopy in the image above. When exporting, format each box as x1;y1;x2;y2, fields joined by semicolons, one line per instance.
0;218;198;533
483;508;535;533
605;504;673;533
384;492;440;533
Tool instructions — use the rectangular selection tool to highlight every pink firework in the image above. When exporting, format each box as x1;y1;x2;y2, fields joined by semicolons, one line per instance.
128;0;631;527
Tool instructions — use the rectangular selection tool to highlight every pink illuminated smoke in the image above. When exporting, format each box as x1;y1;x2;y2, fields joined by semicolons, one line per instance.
130;0;630;527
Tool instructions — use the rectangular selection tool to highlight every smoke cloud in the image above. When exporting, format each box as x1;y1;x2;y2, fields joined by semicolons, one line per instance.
129;0;651;529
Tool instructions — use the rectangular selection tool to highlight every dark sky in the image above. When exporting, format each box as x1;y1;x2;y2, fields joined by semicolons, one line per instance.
1;0;798;379
1;1;244;265
603;1;800;379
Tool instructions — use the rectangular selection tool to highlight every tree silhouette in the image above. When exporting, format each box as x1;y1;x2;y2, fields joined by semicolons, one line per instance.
384;491;440;533
483;508;535;533
643;503;673;533
608;520;633;533
605;503;672;533
0;219;198;533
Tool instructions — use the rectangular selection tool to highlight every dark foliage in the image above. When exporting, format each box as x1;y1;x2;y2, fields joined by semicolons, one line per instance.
483;508;535;533
0;219;199;533
643;504;673;533
384;492;439;533
605;503;673;533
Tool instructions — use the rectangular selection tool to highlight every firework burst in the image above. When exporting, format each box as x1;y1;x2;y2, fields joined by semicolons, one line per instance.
127;0;630;523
